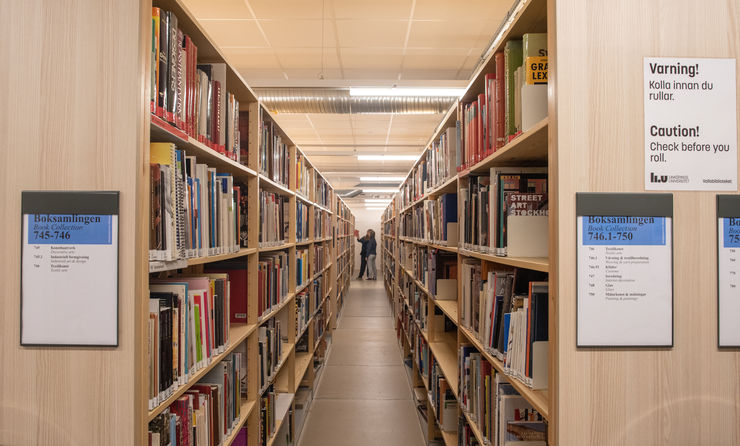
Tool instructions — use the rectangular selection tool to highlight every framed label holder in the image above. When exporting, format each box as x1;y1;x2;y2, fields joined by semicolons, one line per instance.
716;195;740;347
576;193;674;347
20;191;119;346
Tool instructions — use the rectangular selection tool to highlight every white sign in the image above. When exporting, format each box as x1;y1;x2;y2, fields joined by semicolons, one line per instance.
644;57;737;190
718;216;740;346
577;215;673;346
21;194;119;346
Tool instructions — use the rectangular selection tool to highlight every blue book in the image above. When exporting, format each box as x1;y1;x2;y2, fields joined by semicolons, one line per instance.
502;313;511;359
440;193;458;240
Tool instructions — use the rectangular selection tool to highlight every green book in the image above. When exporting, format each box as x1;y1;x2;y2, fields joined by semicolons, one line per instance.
194;303;203;363
522;33;548;58
504;40;523;137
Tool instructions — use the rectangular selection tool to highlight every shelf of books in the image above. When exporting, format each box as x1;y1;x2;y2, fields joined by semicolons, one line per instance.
382;0;550;444
144;1;354;444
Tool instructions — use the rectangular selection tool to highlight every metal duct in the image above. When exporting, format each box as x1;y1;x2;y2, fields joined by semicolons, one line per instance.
255;88;455;114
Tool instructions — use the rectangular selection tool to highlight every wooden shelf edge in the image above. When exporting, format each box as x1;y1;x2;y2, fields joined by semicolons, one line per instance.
294;352;313;389
428;339;459;399
258;242;295;252
457;248;549;273
258;292;296;324
258;174;294;196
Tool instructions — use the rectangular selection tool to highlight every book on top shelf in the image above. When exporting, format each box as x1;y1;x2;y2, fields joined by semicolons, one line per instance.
521;33;548;132
504;40;523;141
151;9;243;162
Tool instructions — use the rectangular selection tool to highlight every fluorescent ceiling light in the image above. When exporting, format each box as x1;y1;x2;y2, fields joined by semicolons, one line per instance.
360;176;405;182
350;87;465;97
365;199;392;203
364;207;386;210
362;188;398;193
358;155;418;161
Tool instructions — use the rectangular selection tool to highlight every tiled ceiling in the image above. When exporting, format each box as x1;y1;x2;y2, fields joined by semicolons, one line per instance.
183;0;513;209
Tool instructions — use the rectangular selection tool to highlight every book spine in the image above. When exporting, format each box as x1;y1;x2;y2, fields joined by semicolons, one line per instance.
167;12;178;123
157;10;169;118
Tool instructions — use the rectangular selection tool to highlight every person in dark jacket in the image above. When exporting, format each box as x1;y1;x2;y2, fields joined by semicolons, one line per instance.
356;231;370;279
365;230;377;280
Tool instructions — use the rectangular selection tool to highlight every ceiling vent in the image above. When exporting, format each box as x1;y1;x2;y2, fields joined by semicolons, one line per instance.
255;88;455;114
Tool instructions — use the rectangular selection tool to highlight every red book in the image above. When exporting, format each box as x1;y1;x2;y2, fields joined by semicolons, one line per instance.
457;101;465;171
477;93;486;163
204;263;248;324
172;396;191;446
494;52;506;150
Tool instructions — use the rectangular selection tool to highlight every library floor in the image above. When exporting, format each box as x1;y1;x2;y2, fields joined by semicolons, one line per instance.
298;279;425;446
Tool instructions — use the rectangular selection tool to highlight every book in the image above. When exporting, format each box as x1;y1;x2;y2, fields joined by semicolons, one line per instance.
494;51;506;149
521;33;548;132
504;40;523;140
505;192;548;257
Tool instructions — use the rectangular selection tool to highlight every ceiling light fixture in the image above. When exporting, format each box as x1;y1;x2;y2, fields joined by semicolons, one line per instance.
349;87;466;97
359;176;405;182
362;188;398;193
357;155;418;161
364;199;392;203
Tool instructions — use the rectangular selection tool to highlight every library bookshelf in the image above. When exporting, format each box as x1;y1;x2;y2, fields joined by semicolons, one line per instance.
382;0;740;445
382;1;550;443
140;0;356;444
0;0;352;444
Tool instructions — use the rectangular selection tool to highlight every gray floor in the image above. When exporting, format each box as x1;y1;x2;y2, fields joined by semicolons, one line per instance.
297;279;425;446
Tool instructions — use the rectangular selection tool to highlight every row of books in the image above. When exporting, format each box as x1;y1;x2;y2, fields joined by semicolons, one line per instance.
297;201;309;242
400;204;425;240
314;174;331;208
427;128;458;193
259;190;289;247
460;168;547;257
460;348;546;446
259;111;290;187
457;33;547;171
148;350;245;446
337;200;352;221
430;358;458;432
427;249;458;299
313;244;326;274
258;319;284;392
295;290;310;339
257;252;289;318
314;208;331;239
148;275;231;409
259;387;276;445
149;142;244;262
295;153;313;199
398;128;458;209
312;276;325;313
423;193;458;244
296;248;309;289
151;9;244;161
337;219;351;237
460;260;548;388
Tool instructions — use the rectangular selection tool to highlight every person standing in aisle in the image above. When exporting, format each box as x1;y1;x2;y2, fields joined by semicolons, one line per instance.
366;230;377;280
356;230;369;279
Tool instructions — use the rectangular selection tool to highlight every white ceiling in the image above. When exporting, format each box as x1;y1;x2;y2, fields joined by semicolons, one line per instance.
183;0;513;210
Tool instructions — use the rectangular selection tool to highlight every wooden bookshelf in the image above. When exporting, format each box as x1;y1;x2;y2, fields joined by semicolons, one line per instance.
381;0;552;443
135;2;356;443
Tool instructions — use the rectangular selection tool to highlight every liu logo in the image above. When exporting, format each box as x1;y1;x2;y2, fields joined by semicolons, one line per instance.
650;172;668;183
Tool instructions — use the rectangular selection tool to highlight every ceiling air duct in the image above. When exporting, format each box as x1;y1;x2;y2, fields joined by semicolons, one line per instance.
255;88;455;114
